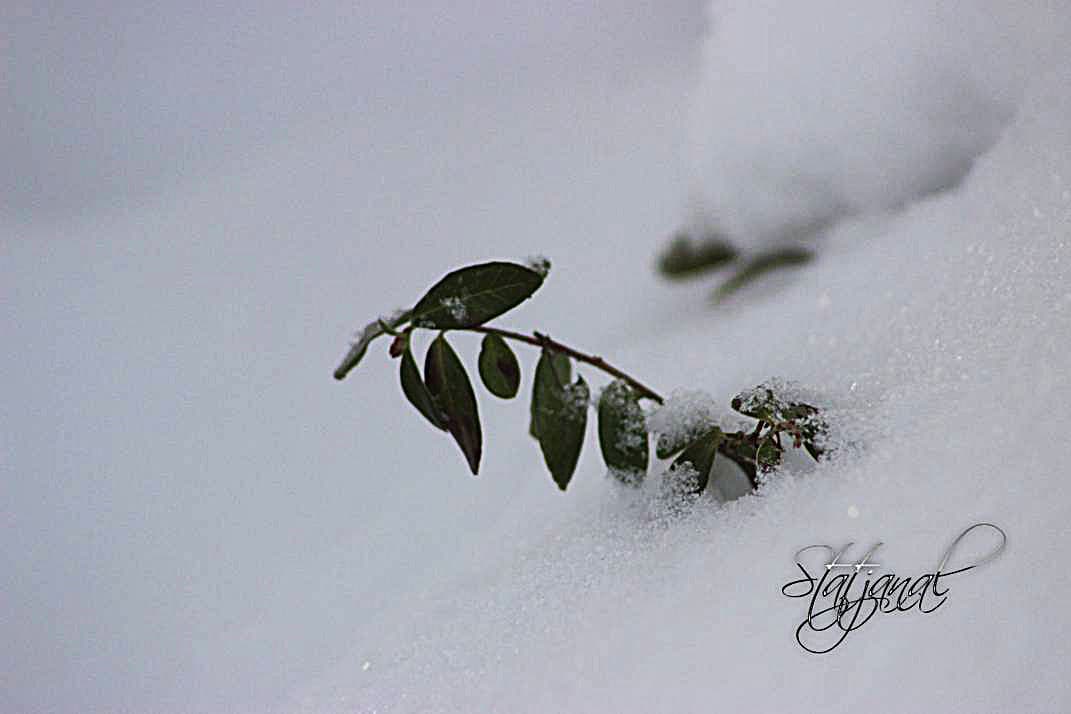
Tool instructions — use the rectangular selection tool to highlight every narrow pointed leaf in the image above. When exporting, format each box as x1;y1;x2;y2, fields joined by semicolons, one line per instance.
411;262;545;329
713;247;812;303
597;380;648;485
655;424;718;460
478;333;521;399
669;428;723;494
535;374;589;490
800;417;828;461
399;347;447;430
333;309;411;380
424;335;482;474
529;349;571;438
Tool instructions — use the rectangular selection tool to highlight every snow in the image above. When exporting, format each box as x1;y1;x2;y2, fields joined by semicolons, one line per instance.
439;297;468;323
524;255;552;278
4;2;1071;713
683;0;1068;250
646;389;735;452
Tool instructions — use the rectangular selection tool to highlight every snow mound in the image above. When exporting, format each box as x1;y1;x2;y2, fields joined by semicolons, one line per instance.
683;0;1068;249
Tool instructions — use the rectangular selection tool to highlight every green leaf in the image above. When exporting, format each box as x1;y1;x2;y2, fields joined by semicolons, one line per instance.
657;232;737;279
712;247;813;303
669;428;723;494
717;432;783;488
755;437;783;472
333;309;412;380
399;347;447;431
730;386;782;423
478;333;521;399
529;349;571;438
597;380;648;485
731;386;817;424
655;424;718;460
536;375;589;491
730;384;827;460
424;334;482;474
797;414;828;461
411;262;545;329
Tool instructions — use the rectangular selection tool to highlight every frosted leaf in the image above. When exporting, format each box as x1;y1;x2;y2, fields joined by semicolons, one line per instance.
647;390;736;458
561;380;591;419
595;384;648;452
333;308;410;380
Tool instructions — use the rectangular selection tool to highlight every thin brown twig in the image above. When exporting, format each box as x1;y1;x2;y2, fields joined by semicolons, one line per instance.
465;325;665;404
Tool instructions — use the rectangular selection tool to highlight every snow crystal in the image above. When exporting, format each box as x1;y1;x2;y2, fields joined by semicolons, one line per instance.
595;383;648;453
645;389;736;453
440;296;468;322
334;307;410;378
524;255;551;277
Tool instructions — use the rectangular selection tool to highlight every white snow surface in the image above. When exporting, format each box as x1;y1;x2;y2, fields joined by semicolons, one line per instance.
684;0;1069;249
4;3;1071;713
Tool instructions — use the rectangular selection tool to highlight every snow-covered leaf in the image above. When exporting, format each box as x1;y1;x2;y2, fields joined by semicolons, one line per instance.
597;380;648;485
531;353;588;490
333;309;411;380
669;427;723;494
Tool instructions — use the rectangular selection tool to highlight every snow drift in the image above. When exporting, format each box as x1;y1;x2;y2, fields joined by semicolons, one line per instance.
683;0;1068;249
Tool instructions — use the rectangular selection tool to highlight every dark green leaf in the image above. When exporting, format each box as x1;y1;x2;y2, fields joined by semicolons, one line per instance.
804;440;824;461
730;384;826;460
597;380;648;485
717;432;783;488
529;349;571;438
535;375;589;491
669;428;723;494
730;387;781;422
399;347;447;431
424;335;482;474
714;432;757;487
657;232;737;279
798;415;828;461
411;262;545;329
731;386;817;424
756;438;783;472
333;309;412;380
655;423;719;460
712;247;813;303
478;333;521;399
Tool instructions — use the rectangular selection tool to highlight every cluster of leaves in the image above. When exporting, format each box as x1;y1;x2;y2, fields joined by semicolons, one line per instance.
657;231;813;302
658;386;827;495
334;259;825;494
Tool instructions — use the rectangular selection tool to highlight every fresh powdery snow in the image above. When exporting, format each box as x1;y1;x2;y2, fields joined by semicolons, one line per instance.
3;2;1070;713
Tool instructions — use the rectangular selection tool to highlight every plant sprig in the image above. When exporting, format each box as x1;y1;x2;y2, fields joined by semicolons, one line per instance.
334;259;826;493
656;230;814;302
